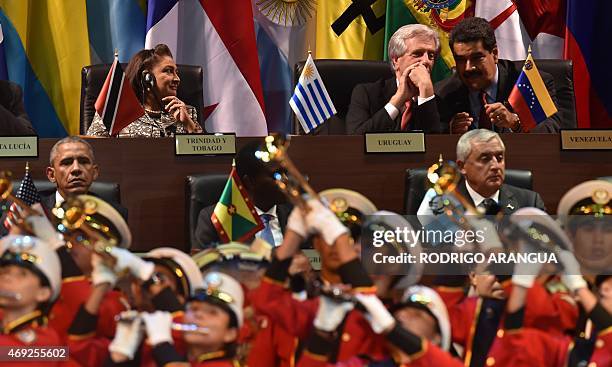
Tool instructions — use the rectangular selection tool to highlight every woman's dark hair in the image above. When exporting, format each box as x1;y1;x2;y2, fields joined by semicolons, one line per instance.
449;17;497;53
125;44;174;102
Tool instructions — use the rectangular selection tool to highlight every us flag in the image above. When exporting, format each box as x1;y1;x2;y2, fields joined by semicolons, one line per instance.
95;56;144;136
3;165;41;230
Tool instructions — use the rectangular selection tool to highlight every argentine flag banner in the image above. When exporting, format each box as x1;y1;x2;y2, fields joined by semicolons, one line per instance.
290;54;336;134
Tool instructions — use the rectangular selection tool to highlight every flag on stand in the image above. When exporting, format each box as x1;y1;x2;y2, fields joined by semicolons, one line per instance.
211;166;264;243
289;54;336;134
508;50;558;132
3;163;41;230
94;55;145;136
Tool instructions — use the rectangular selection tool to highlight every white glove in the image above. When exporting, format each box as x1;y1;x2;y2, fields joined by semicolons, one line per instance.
108;310;144;360
91;254;118;287
110;247;155;281
142;311;173;346
511;240;544;289
286;207;307;238
313;296;354;332
558;250;587;292
354;293;395;334
25;214;65;250
304;199;348;245
465;214;503;251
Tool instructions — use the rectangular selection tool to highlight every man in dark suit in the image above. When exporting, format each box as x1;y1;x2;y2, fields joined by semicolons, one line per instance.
436;17;561;134
346;24;442;134
418;129;545;223
42;136;127;219
0;80;36;135
194;141;291;251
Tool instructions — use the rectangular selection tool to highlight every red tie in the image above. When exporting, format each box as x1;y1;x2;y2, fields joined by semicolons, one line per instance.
479;91;492;130
400;99;413;130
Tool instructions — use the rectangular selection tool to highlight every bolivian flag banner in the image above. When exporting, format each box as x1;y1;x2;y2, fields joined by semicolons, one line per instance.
211;167;264;243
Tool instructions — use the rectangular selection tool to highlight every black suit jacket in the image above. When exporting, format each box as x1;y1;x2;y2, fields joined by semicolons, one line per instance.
435;59;561;133
345;77;442;134
456;180;546;214
0;81;36;135
193;203;292;251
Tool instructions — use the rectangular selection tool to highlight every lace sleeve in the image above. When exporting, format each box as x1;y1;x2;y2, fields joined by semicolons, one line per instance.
86;112;111;137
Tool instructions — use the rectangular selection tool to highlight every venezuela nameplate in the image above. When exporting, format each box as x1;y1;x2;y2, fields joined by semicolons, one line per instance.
561;130;612;150
365;132;425;153
175;134;236;155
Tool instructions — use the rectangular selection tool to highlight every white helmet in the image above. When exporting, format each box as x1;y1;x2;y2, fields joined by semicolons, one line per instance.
399;285;451;351
145;247;205;298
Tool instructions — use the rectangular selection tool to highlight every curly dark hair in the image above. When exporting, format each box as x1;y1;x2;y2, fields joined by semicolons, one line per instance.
124;44;174;102
449;17;497;53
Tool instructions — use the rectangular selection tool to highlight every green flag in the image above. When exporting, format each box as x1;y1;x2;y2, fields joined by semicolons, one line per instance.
384;0;474;82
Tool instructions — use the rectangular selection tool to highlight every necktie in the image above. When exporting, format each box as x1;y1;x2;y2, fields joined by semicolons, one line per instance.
400;99;413;130
479;91;492;130
259;213;275;246
479;198;500;215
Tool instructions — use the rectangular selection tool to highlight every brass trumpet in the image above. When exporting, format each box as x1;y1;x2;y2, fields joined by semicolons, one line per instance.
52;196;118;266
115;313;210;335
255;134;319;211
0;171;44;234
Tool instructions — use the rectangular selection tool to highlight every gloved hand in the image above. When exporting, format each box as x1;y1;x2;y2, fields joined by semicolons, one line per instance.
354;293;395;334
286;206;307;238
108;310;144;360
511;239;544;289
110;247;155;281
90;254;118;287
558;250;587;292
465;214;503;252
304;199;348;245
313;296;354;332
142;311;174;346
25;214;65;250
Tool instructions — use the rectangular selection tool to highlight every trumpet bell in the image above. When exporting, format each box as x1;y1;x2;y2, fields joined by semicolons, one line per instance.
427;160;460;196
0;171;14;200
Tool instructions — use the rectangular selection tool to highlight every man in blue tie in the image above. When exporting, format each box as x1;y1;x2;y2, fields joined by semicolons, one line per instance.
194;141;292;250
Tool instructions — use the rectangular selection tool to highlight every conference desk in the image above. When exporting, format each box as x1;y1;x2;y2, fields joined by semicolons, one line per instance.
1;135;610;252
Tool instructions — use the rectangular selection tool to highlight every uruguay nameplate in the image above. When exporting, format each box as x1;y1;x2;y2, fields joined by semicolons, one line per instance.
175;134;236;155
0;136;38;158
365;132;425;153
561;130;612;150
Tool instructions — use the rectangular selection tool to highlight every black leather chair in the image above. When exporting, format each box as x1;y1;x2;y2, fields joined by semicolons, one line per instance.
80;64;204;134
512;59;576;129
185;174;228;252
403;168;533;215
293;59;393;135
11;180;122;205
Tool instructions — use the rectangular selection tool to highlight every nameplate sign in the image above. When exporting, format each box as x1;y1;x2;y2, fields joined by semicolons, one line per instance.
0;136;38;158
175;134;236;155
561;130;612;150
364;132;425;153
302;249;321;271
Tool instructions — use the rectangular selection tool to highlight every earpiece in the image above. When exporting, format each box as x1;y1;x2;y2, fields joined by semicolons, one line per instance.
141;70;156;92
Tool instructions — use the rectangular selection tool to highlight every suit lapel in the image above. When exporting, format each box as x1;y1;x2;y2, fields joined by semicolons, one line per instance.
495;60;515;103
498;185;518;215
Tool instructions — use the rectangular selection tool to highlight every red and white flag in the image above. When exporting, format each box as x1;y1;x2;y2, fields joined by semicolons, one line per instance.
95;57;145;136
145;0;268;136
476;0;564;60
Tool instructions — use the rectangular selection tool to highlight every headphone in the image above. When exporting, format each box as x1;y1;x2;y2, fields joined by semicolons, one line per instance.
141;70;156;92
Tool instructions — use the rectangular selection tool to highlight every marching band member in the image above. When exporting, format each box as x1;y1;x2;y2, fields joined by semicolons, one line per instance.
0;235;76;366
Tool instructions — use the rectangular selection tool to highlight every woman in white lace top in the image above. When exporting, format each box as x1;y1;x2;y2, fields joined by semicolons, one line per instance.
87;44;203;138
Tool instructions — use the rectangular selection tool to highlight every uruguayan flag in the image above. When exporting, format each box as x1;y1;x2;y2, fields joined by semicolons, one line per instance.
290;54;336;134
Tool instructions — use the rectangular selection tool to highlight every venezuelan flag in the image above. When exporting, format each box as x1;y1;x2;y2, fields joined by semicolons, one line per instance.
211;167;264;243
508;52;558;132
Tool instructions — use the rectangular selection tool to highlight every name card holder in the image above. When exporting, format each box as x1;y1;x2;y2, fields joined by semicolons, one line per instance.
364;132;426;153
561;129;612;150
175;133;236;156
0;136;38;158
